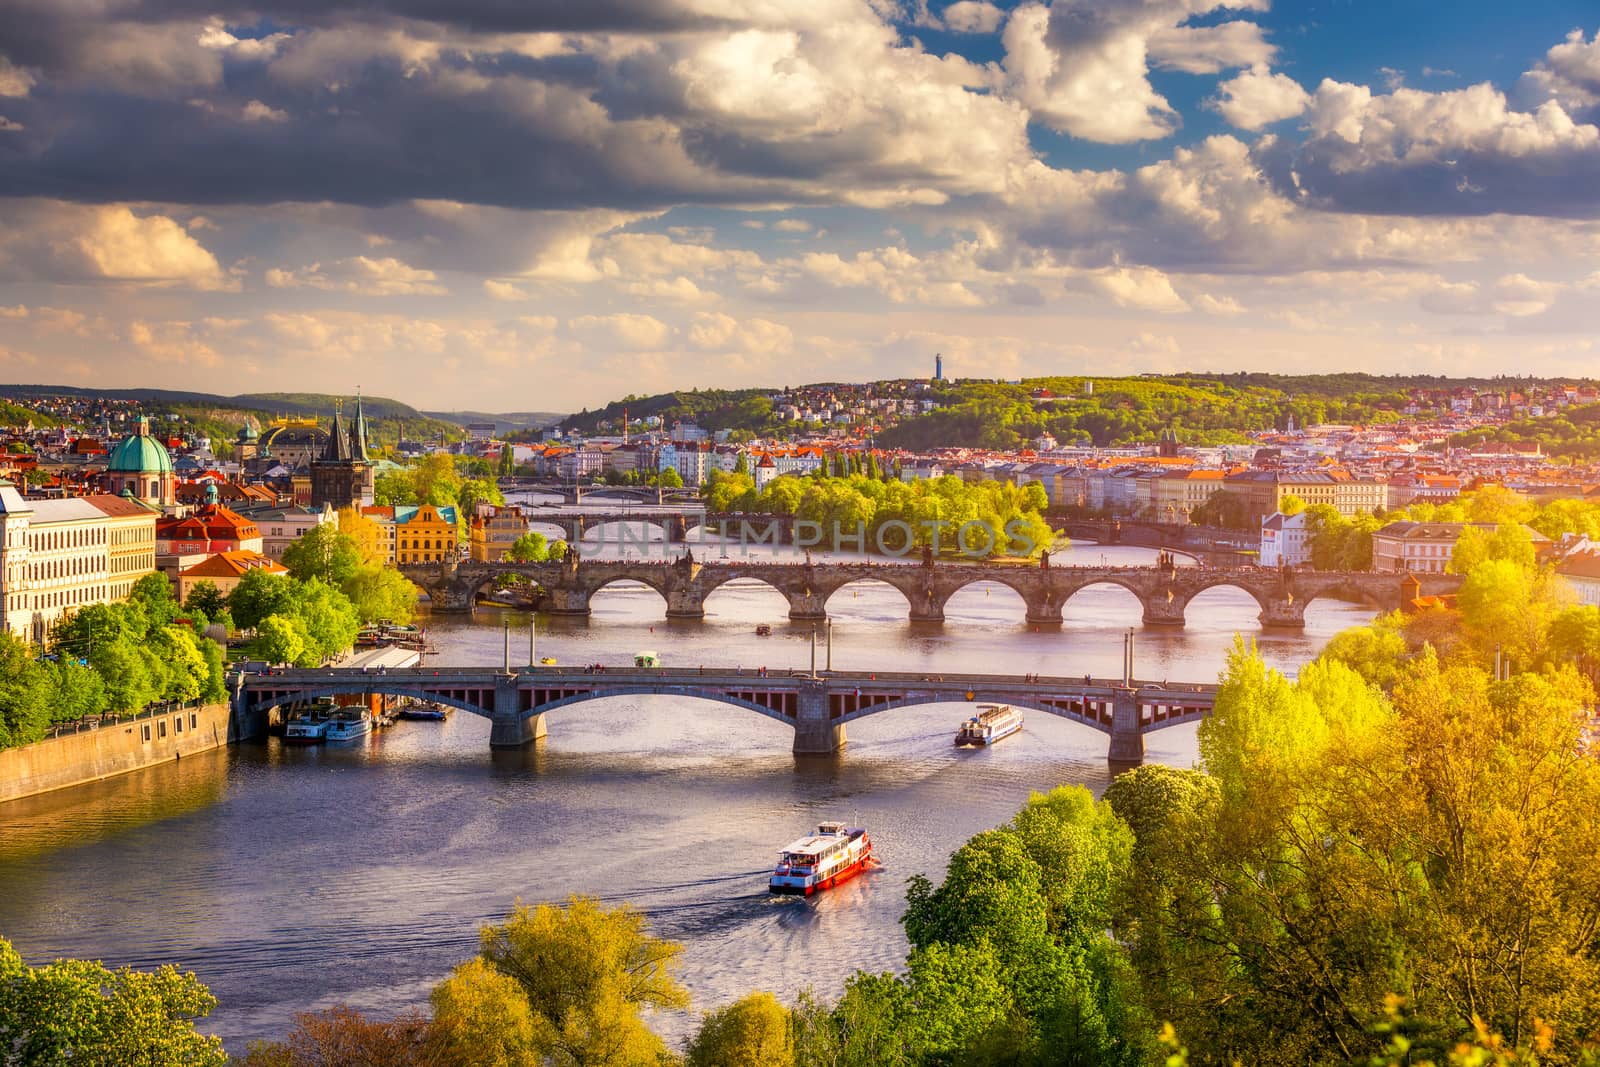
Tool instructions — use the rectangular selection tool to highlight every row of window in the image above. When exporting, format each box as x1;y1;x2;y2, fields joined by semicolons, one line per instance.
30;556;105;581
32;527;105;550
141;712;200;743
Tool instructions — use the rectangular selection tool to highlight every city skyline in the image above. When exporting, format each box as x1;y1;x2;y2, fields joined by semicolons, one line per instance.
0;0;1597;409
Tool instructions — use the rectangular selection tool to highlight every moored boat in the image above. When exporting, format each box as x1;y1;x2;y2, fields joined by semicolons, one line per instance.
955;704;1023;747
325;709;373;741
397;703;449;721
769;822;873;896
283;702;335;744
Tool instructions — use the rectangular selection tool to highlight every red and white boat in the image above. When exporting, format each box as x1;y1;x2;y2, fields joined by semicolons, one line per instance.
769;822;873;895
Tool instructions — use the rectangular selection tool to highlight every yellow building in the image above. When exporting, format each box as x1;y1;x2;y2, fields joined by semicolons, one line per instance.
1145;470;1227;523
83;493;160;601
396;504;459;564
469;505;530;562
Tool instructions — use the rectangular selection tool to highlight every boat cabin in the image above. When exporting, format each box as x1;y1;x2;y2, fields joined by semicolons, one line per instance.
634;650;661;668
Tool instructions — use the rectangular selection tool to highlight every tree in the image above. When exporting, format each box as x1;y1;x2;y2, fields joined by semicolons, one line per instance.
343;564;419;624
1447;523;1536;574
337;506;389;566
687;991;793;1067
228;568;300;631
128;572;181;629
658;467;684;489
184;580;227;623
475;896;688;1067
237;1006;447;1067
732;452;751;476
1278;493;1307;516
281;523;364;586
429;957;537;1067
252;614;307;666
0;937;227;1066
458;477;505;519
0;631;49;748
375;468;419;507
505;531;554;563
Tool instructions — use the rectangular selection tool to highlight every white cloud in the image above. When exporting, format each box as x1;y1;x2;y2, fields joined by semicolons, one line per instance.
242;99;288;123
1210;65;1310;129
687;311;793;355
773;218;813;233
1002;0;1270;143
9;206;230;289
569;313;671;350
1148;21;1274;75
266;255;446;295
1517;29;1600;112
1068;265;1190;312
0;305;27;318
0;57;35;97
0;116;21;132
483;279;529;301
1194;293;1246;315
941;1;1006;34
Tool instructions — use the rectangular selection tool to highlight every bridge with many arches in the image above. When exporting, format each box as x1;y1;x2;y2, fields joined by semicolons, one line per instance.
400;555;1461;629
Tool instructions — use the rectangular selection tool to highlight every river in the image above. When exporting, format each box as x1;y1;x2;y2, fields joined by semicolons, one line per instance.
0;536;1375;1050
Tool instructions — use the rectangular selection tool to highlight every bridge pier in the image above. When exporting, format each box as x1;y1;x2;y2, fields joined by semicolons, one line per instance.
1106;687;1144;768
786;591;828;621
1140;593;1187;628
1258;600;1307;629
543;588;592;616
665;588;706;619
490;712;547;748
1024;594;1063;626
793;682;846;755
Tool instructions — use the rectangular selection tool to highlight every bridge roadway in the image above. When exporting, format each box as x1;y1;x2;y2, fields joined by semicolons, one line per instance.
401;555;1462;629
237;665;1219;763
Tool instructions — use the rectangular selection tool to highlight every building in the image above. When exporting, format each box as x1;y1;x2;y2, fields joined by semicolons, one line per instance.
1259;511;1313;567
253;503;338;561
80;493;159;602
0;486;159;643
103;417;176;507
156;487;266;581
256;418;330;470
360;506;398;564
309;400;373;511
177;550;288;601
1371;521;1551;574
1146;470;1225;523
469;504;530;562
1557;550;1600;607
395;504;459;564
466;422;498;442
1223;470;1387;525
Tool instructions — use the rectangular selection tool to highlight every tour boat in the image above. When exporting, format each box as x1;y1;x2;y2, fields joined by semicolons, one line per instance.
284;706;333;744
769;822;873;896
634;650;661;668
954;704;1024;747
398;703;449;721
325;709;373;741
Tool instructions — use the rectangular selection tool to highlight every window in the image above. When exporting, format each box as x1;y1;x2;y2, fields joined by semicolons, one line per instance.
190;713;198;730
175;715;184;734
142;723;151;742
158;720;167;739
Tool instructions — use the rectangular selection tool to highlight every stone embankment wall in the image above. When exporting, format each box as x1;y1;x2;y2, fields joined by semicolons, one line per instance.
0;701;264;804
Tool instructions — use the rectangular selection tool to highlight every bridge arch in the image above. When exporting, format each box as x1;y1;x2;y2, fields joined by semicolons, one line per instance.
821;577;915;619
245;684;499;720
940;578;1032;623
522;687;798;728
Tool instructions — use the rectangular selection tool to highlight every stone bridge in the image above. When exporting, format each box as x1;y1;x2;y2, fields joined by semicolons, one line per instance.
401;556;1462;628
237;665;1219;762
498;481;703;506
521;510;825;547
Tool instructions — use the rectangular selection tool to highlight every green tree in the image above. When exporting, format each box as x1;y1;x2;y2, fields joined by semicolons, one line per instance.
1447;523;1536;574
228;568;300;631
475;896;689;1067
506;531;555;563
184;581;227;622
0;632;49;748
374;468;418;507
343;564;419;624
281;523;365;586
0;937;227;1066
687;991;793;1067
658;466;684;489
252;614;307;666
128;572;181;629
458;477;505;519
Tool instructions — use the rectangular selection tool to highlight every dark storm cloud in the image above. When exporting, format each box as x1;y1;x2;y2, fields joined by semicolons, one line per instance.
1255;136;1600;220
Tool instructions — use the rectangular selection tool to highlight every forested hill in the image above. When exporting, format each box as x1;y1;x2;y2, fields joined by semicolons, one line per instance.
561;388;784;437
565;375;1593;451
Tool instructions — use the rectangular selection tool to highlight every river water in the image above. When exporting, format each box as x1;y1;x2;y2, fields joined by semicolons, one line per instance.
0;534;1374;1050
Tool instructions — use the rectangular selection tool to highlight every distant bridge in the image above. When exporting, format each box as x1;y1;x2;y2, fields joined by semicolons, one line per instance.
237;665;1217;762
400;556;1462;629
498;481;703;506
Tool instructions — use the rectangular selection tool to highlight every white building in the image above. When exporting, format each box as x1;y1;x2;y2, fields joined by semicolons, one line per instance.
1557;550;1600;607
1259;511;1312;567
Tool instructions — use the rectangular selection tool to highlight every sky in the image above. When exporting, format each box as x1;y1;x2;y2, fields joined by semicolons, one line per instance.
0;0;1597;413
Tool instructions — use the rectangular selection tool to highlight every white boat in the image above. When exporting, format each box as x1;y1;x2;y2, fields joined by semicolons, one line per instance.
325;709;373;741
954;704;1023;747
769;822;873;896
284;710;330;744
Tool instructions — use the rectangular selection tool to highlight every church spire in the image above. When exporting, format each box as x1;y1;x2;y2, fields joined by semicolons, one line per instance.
352;389;370;462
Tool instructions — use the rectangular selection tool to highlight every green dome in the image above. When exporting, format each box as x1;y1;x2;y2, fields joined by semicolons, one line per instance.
238;423;259;441
107;420;173;474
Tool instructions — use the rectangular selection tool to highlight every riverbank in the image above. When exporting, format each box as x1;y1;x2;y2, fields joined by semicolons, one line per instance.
0;700;262;804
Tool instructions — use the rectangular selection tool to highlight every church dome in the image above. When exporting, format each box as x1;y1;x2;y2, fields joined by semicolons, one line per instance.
107;418;173;475
238;422;260;442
